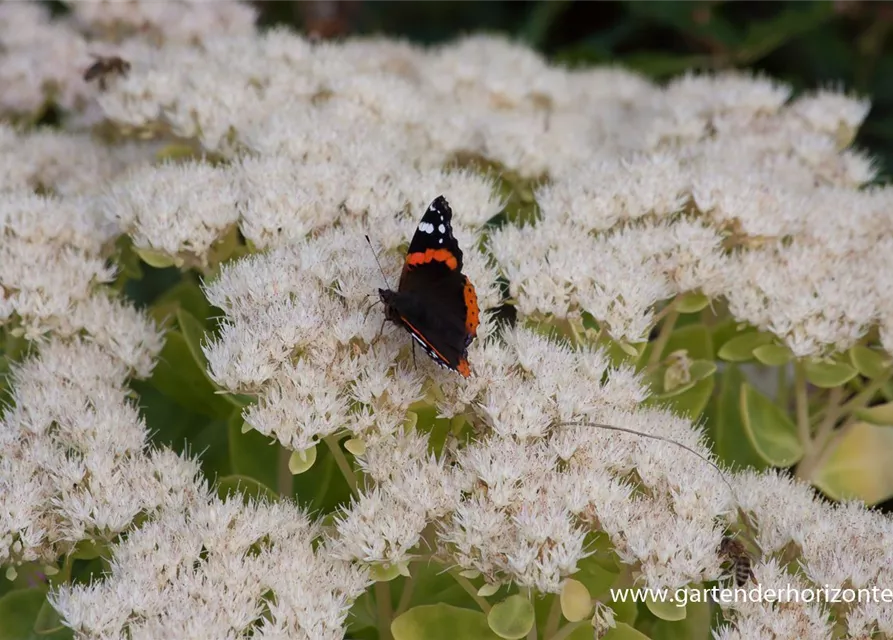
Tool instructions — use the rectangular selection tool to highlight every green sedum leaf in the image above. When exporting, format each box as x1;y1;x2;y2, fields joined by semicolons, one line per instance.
647;597;711;640
645;594;686;621
740;382;804;466
603;622;652;640
674;292;710;314
654;376;715;420
135;247;180;269
0;588;71;640
34;598;64;634
370;563;403;583
752;344;792;366
217;475;276;502
855;402;893;426
717;332;772;362
392;604;500;640
812;421;893;505
288;446;318;474
664;325;714;361
804;359;858;388
849;346;891;379
488;595;535;640
706;366;768;470
228;414;280;493
147;330;233;419
149;279;211;328
560;579;593;622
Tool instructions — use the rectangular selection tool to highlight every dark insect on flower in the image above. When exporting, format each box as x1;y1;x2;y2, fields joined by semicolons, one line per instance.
83;55;131;90
718;536;754;587
376;195;479;377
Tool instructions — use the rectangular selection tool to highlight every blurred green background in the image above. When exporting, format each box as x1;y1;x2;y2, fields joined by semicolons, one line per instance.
257;0;893;179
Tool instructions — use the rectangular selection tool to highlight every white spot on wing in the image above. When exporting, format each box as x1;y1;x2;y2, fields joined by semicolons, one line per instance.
438;238;443;244
438;224;446;233
418;222;434;234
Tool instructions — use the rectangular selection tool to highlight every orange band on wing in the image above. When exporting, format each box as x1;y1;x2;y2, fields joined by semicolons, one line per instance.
406;248;459;271
456;358;471;378
463;277;479;338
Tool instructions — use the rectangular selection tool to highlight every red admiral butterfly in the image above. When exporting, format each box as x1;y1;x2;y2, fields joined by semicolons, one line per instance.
378;196;480;377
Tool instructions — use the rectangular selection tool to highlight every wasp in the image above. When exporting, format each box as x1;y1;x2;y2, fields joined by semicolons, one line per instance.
83;55;131;90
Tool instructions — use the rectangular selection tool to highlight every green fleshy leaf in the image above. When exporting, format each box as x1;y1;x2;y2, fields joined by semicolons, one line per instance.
675;292;710;314
603;622;651;640
34;599;64;634
648;597;711;640
560;579;593;622
717;332;772;362
812;422;893;505
740;382;804;466
664;324;714;361
571;555;619;600
392;604;500;640
653;376;715;420
804;359;858;388
735;2;835;64
228;413;280;493
113;236;143;281
0;588;71;640
370;563;403;583
147;331;233;419
849;346;890;379
177;308;211;373
855;402;893;426
70;539;106;561
150;280;211;328
706;366;768;470
752;344;792;366
344;438;366;456
135;247;179;269
645;594;686;621
207;225;241;266
488;595;535;640
217;474;276;502
288;446;318;475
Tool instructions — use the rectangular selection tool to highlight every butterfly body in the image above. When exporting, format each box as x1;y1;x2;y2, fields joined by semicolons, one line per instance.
378;195;479;377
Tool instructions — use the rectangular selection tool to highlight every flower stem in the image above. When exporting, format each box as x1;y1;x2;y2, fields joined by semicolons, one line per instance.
547;621;585;640
647;303;679;368
375;581;393;640
543;594;562;638
797;371;892;480
527;588;537;640
276;445;292;497
448;569;491;613
323;434;359;497
794;361;812;452
395;567;416;616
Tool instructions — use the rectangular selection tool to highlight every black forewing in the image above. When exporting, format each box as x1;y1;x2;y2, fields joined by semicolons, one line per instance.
403;195;464;273
392;261;469;369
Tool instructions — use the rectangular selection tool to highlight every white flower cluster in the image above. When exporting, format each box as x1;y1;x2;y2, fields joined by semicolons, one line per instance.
2;3;892;636
720;471;893;638
0;1;256;118
89;26;893;357
51;496;369;640
0;185;161;371
0;339;202;568
0;125;154;196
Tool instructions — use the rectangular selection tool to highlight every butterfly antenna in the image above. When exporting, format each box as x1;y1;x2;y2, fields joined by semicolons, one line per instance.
365;235;391;289
554;420;759;544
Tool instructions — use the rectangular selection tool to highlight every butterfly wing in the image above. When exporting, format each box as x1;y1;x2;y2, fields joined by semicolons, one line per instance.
391;195;479;376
